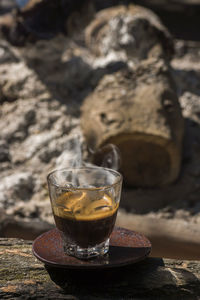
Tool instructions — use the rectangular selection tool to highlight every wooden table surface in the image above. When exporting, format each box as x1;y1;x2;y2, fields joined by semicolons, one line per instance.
0;238;200;299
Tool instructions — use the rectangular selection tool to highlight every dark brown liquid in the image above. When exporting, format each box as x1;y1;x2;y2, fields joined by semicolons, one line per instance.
52;191;118;247
54;210;117;247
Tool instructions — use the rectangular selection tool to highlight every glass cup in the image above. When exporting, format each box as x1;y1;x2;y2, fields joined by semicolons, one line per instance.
47;167;122;259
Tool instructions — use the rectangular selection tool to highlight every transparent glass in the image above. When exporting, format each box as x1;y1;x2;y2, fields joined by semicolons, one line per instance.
47;167;122;259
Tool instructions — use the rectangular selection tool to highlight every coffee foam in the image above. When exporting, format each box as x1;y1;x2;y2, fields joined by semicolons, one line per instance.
53;191;118;221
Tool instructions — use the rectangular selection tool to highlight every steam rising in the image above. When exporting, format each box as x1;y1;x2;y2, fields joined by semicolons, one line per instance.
56;134;83;169
55;134;83;187
54;135;121;188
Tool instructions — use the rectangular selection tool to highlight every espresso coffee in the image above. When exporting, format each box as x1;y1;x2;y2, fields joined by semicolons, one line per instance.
52;191;118;248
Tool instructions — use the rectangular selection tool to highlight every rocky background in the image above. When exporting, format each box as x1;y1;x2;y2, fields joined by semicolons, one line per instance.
0;1;200;230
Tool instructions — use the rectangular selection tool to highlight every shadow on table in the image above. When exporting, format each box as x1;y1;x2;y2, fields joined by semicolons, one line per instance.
45;257;200;299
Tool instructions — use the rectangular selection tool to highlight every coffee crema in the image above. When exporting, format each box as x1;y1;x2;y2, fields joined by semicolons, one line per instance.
52;191;118;247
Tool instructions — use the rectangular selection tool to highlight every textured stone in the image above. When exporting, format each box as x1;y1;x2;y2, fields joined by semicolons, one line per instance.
0;172;34;209
0;140;10;162
0;61;45;103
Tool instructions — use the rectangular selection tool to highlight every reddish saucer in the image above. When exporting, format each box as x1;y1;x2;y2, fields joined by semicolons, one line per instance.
32;227;151;269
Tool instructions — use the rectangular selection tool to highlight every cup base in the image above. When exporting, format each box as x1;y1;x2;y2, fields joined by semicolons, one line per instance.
62;237;110;259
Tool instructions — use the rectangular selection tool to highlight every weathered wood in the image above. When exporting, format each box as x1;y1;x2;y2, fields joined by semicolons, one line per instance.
0;238;200;299
81;59;184;187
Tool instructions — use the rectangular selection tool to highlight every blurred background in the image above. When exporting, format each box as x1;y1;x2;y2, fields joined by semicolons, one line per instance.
0;0;200;259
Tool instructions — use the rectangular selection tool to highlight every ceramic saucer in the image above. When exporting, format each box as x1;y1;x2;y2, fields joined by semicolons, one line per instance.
32;227;151;269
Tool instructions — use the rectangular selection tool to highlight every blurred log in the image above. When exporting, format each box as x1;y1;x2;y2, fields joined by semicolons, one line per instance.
81;59;184;187
117;211;200;260
85;4;174;60
1;237;200;299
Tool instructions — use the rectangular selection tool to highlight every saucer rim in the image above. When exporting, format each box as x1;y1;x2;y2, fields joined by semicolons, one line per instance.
32;227;151;269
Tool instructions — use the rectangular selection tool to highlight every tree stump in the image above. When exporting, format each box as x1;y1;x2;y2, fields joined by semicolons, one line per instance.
85;4;174;60
81;59;184;187
0;237;200;299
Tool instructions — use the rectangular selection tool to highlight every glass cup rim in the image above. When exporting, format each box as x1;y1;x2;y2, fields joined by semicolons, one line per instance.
47;166;123;191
